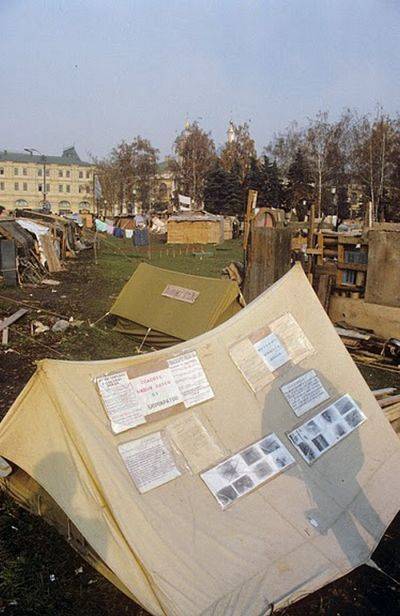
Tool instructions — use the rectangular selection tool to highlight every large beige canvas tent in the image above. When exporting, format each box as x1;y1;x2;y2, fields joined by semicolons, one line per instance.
1;264;400;616
110;262;243;347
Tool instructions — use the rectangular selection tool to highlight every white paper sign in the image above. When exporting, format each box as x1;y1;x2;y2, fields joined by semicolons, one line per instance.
119;432;181;493
130;368;183;415
97;372;145;433
288;394;366;464
168;351;214;408
254;332;289;371
281;370;329;416
201;433;295;509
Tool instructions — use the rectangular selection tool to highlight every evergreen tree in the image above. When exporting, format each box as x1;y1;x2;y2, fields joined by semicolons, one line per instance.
203;160;231;214
244;156;262;194
286;149;312;220
257;156;285;208
227;161;245;216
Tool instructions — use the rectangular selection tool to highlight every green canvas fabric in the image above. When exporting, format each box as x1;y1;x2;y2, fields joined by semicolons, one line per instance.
110;262;242;343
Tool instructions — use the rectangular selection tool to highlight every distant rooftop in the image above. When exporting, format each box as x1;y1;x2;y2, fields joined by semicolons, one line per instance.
0;146;92;166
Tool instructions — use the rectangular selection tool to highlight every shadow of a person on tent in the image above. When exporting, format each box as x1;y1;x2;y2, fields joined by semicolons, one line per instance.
261;366;385;569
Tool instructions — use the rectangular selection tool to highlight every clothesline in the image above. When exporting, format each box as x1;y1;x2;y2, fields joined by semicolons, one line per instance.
95;218;134;239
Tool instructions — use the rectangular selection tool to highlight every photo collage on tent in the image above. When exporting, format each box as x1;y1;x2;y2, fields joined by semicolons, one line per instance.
288;395;366;464
201;433;295;508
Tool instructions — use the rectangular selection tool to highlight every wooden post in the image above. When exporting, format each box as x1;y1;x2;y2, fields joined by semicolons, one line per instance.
243;227;292;303
243;189;258;253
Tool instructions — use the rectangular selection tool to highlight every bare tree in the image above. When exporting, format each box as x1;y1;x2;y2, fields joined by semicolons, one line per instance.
220;122;256;182
130;136;159;211
350;107;397;220
171;122;216;207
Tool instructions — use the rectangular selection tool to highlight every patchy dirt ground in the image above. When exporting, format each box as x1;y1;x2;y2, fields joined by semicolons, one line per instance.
1;236;400;615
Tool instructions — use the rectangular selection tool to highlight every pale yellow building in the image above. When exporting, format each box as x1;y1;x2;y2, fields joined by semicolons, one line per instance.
0;146;96;214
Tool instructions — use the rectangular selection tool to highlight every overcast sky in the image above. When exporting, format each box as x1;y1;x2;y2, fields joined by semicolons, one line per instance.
1;0;399;161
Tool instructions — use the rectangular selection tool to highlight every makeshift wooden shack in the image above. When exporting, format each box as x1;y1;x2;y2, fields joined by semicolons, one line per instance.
288;222;400;340
223;216;234;240
167;212;224;244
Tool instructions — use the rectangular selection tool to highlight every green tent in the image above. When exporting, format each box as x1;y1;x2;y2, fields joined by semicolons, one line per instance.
110;262;243;348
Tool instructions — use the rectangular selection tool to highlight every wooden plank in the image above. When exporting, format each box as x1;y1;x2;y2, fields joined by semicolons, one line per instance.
0;308;29;332
337;262;368;272
378;395;400;409
338;235;367;245
372;387;397;398
383;401;400;423
335;326;371;340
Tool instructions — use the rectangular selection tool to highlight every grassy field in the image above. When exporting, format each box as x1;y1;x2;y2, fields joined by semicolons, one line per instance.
0;234;399;615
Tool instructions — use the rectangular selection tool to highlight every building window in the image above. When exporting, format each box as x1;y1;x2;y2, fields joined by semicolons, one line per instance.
0;168;4;175
38;169;42;177
14;182;19;190
79;201;90;210
79;185;83;193
15;199;28;208
86;186;90;193
86;171;90;179
66;184;70;193
59;184;63;192
0;182;4;190
66;170;70;178
59;200;71;213
46;183;50;192
14;168;19;175
23;182;28;191
38;183;43;192
58;170;63;177
45;169;49;177
23;168;27;176
79;171;83;178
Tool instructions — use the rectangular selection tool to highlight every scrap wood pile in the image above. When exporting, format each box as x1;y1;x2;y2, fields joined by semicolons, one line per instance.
335;325;400;372
0;210;91;286
373;387;400;435
0;217;54;285
15;209;91;258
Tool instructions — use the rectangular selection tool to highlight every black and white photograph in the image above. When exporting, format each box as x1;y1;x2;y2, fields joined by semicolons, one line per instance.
233;475;255;495
344;408;364;428
321;407;339;424
201;433;294;508
241;446;262;466
216;486;238;507
288;395;366;464
217;459;241;482
272;452;294;469
259;436;280;455
311;434;329;452
253;460;273;481
335;396;354;416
